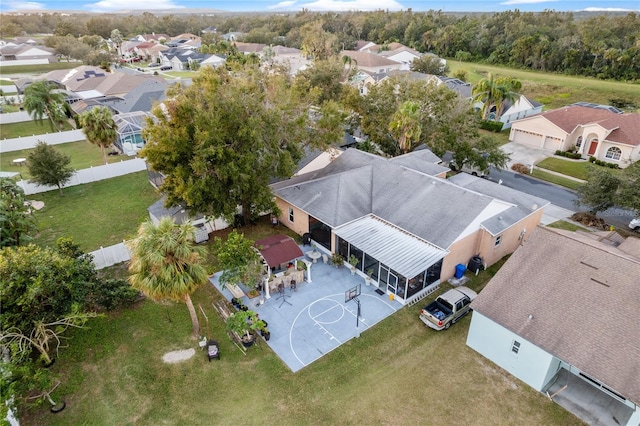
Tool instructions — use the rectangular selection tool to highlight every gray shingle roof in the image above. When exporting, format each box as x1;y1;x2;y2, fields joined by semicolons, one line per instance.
470;227;640;405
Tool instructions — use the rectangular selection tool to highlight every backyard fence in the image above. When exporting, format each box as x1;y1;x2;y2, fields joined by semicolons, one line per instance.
1;129;85;152
18;158;147;195
0;110;33;124
89;241;131;269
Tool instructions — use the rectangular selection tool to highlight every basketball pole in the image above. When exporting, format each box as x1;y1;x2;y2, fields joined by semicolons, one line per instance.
355;297;361;338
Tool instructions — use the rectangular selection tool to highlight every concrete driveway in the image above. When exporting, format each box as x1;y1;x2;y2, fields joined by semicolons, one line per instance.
500;142;555;168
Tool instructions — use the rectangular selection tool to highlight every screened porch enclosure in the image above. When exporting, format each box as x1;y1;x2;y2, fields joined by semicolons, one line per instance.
114;111;153;156
309;216;331;250
334;215;448;303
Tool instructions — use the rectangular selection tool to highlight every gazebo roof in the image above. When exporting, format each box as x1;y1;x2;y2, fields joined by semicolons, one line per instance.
254;235;303;268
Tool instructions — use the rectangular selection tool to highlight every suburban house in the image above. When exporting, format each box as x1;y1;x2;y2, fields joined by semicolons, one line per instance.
496;95;544;129
340;50;404;75
378;45;422;69
466;226;640;426
271;148;548;305
268;45;310;75
0;43;57;64
431;76;472;100
509;104;640;167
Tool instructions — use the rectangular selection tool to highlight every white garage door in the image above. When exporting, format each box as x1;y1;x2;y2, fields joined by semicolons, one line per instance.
512;129;543;147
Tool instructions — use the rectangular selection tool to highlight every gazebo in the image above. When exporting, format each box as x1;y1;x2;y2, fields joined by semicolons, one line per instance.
254;235;305;299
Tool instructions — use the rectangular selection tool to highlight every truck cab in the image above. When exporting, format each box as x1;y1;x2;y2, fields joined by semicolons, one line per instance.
419;286;477;330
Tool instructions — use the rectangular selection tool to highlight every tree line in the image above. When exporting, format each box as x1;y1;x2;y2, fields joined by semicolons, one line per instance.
2;9;638;81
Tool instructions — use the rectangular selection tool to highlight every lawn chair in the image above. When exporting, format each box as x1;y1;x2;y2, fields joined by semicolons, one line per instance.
207;340;220;361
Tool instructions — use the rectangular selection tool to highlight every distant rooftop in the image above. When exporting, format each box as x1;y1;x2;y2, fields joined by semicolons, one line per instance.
572;102;623;114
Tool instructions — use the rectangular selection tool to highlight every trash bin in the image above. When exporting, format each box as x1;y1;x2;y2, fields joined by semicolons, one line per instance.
455;263;466;279
468;256;483;273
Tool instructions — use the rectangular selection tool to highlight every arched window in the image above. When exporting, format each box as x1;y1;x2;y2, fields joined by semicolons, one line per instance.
605;146;622;161
576;136;583;149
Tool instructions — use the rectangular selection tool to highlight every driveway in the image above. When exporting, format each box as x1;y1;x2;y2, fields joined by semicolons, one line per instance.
500;142;555;168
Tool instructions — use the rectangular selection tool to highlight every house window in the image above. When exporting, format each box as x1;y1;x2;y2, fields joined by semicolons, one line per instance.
605;146;622;161
494;235;502;247
288;207;294;223
511;340;521;354
575;136;583;149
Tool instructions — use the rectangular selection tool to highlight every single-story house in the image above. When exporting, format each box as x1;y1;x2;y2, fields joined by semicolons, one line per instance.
271;148;548;305
340;50;404;75
466;226;640;426
113;111;154;155
430;76;472;100
378;45;422;70
497;95;543;130
0;43;57;62
509;104;640;167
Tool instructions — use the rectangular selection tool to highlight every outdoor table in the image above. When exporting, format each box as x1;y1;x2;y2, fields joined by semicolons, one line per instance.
12;158;26;166
306;250;321;263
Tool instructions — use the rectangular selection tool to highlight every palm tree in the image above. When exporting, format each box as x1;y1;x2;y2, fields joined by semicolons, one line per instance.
389;100;422;155
78;106;117;164
22;80;66;131
127;217;208;338
472;74;521;121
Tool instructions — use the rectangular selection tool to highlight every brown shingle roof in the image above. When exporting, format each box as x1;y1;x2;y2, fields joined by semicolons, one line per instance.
599;113;640;146
471;226;640;405
340;50;401;68
540;105;616;132
254;235;303;268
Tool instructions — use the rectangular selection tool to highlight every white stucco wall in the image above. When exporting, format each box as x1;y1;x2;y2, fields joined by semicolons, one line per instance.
466;311;559;392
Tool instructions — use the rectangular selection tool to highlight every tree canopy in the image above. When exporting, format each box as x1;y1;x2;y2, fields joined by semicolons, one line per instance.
576;162;640;215
22;80;67;131
0;178;37;248
142;65;334;225
27;141;75;195
213;229;263;291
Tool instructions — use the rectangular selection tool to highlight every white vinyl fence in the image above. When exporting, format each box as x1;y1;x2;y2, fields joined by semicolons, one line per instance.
0;129;85;152
18;157;147;195
0;111;31;124
90;242;131;269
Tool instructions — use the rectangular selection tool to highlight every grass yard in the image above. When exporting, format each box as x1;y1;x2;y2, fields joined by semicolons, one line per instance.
32;171;161;252
0;62;80;76
479;128;511;146
546;220;590;232
1;120;73;139
23;251;581;426
0;79;15;86
1;141;128;180
536;157;622;181
448;61;640;111
530;169;583;190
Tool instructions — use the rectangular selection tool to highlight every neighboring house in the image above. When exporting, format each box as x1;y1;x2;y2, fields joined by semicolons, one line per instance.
159;48;207;70
135;34;170;44
199;54;225;68
378;45;422;70
104;78;167;113
0;43;57;62
340;50;404;75
466;226;640;426
497;95;543;130
271;148;548;305
234;42;266;55
509;104;640;167
222;32;243;41
431;76;472;100
355;40;377;52
269;45;310;75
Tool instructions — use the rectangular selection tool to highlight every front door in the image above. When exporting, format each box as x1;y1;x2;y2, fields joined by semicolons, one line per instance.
588;140;598;155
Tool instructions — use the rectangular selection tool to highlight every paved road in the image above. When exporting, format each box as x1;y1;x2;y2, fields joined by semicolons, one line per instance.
486;167;636;230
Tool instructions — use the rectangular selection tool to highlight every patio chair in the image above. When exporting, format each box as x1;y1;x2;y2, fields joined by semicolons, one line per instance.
322;254;328;264
302;233;311;246
206;340;220;361
290;280;296;292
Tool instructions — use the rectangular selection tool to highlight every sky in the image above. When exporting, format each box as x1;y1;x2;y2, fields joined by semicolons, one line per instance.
1;0;639;13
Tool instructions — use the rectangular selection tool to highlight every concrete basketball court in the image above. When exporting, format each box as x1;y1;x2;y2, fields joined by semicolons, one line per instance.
210;256;403;372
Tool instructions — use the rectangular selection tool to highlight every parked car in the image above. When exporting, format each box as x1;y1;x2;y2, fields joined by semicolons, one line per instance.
148;63;160;68
160;65;172;71
448;159;487;177
419;286;477;330
629;218;640;231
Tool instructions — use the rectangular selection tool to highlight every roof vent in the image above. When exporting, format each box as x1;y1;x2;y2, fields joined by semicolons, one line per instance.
528;314;534;320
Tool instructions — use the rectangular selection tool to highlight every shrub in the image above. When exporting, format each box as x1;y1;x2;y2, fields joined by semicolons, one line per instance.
82;278;141;311
555;150;582;159
511;163;530;174
479;120;504;132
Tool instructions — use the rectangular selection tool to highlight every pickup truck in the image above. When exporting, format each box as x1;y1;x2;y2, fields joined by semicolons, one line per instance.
419;286;477;330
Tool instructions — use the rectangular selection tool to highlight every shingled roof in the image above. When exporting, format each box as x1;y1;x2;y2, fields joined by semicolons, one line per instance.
471;226;640;405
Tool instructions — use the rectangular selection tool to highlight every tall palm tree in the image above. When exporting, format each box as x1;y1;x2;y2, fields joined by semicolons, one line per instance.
127;217;208;338
389;100;422;155
22;80;66;131
78;106;117;164
472;73;521;121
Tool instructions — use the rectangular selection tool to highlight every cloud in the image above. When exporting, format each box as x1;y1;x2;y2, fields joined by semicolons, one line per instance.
499;0;554;4
267;1;297;9
2;1;46;10
84;0;183;12
269;0;404;12
582;7;636;11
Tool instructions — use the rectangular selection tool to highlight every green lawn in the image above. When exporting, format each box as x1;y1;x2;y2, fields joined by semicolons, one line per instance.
546;220;590;232
448;61;640;111
530;169;584;190
0;62;80;76
23;251;580;426
479;128;511;146
32;171;161;252
0;79;15;86
536;157;622;181
1;120;73;139
1;141;129;180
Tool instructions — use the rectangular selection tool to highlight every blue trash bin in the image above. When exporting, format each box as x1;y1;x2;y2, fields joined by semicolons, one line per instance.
455;263;466;279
